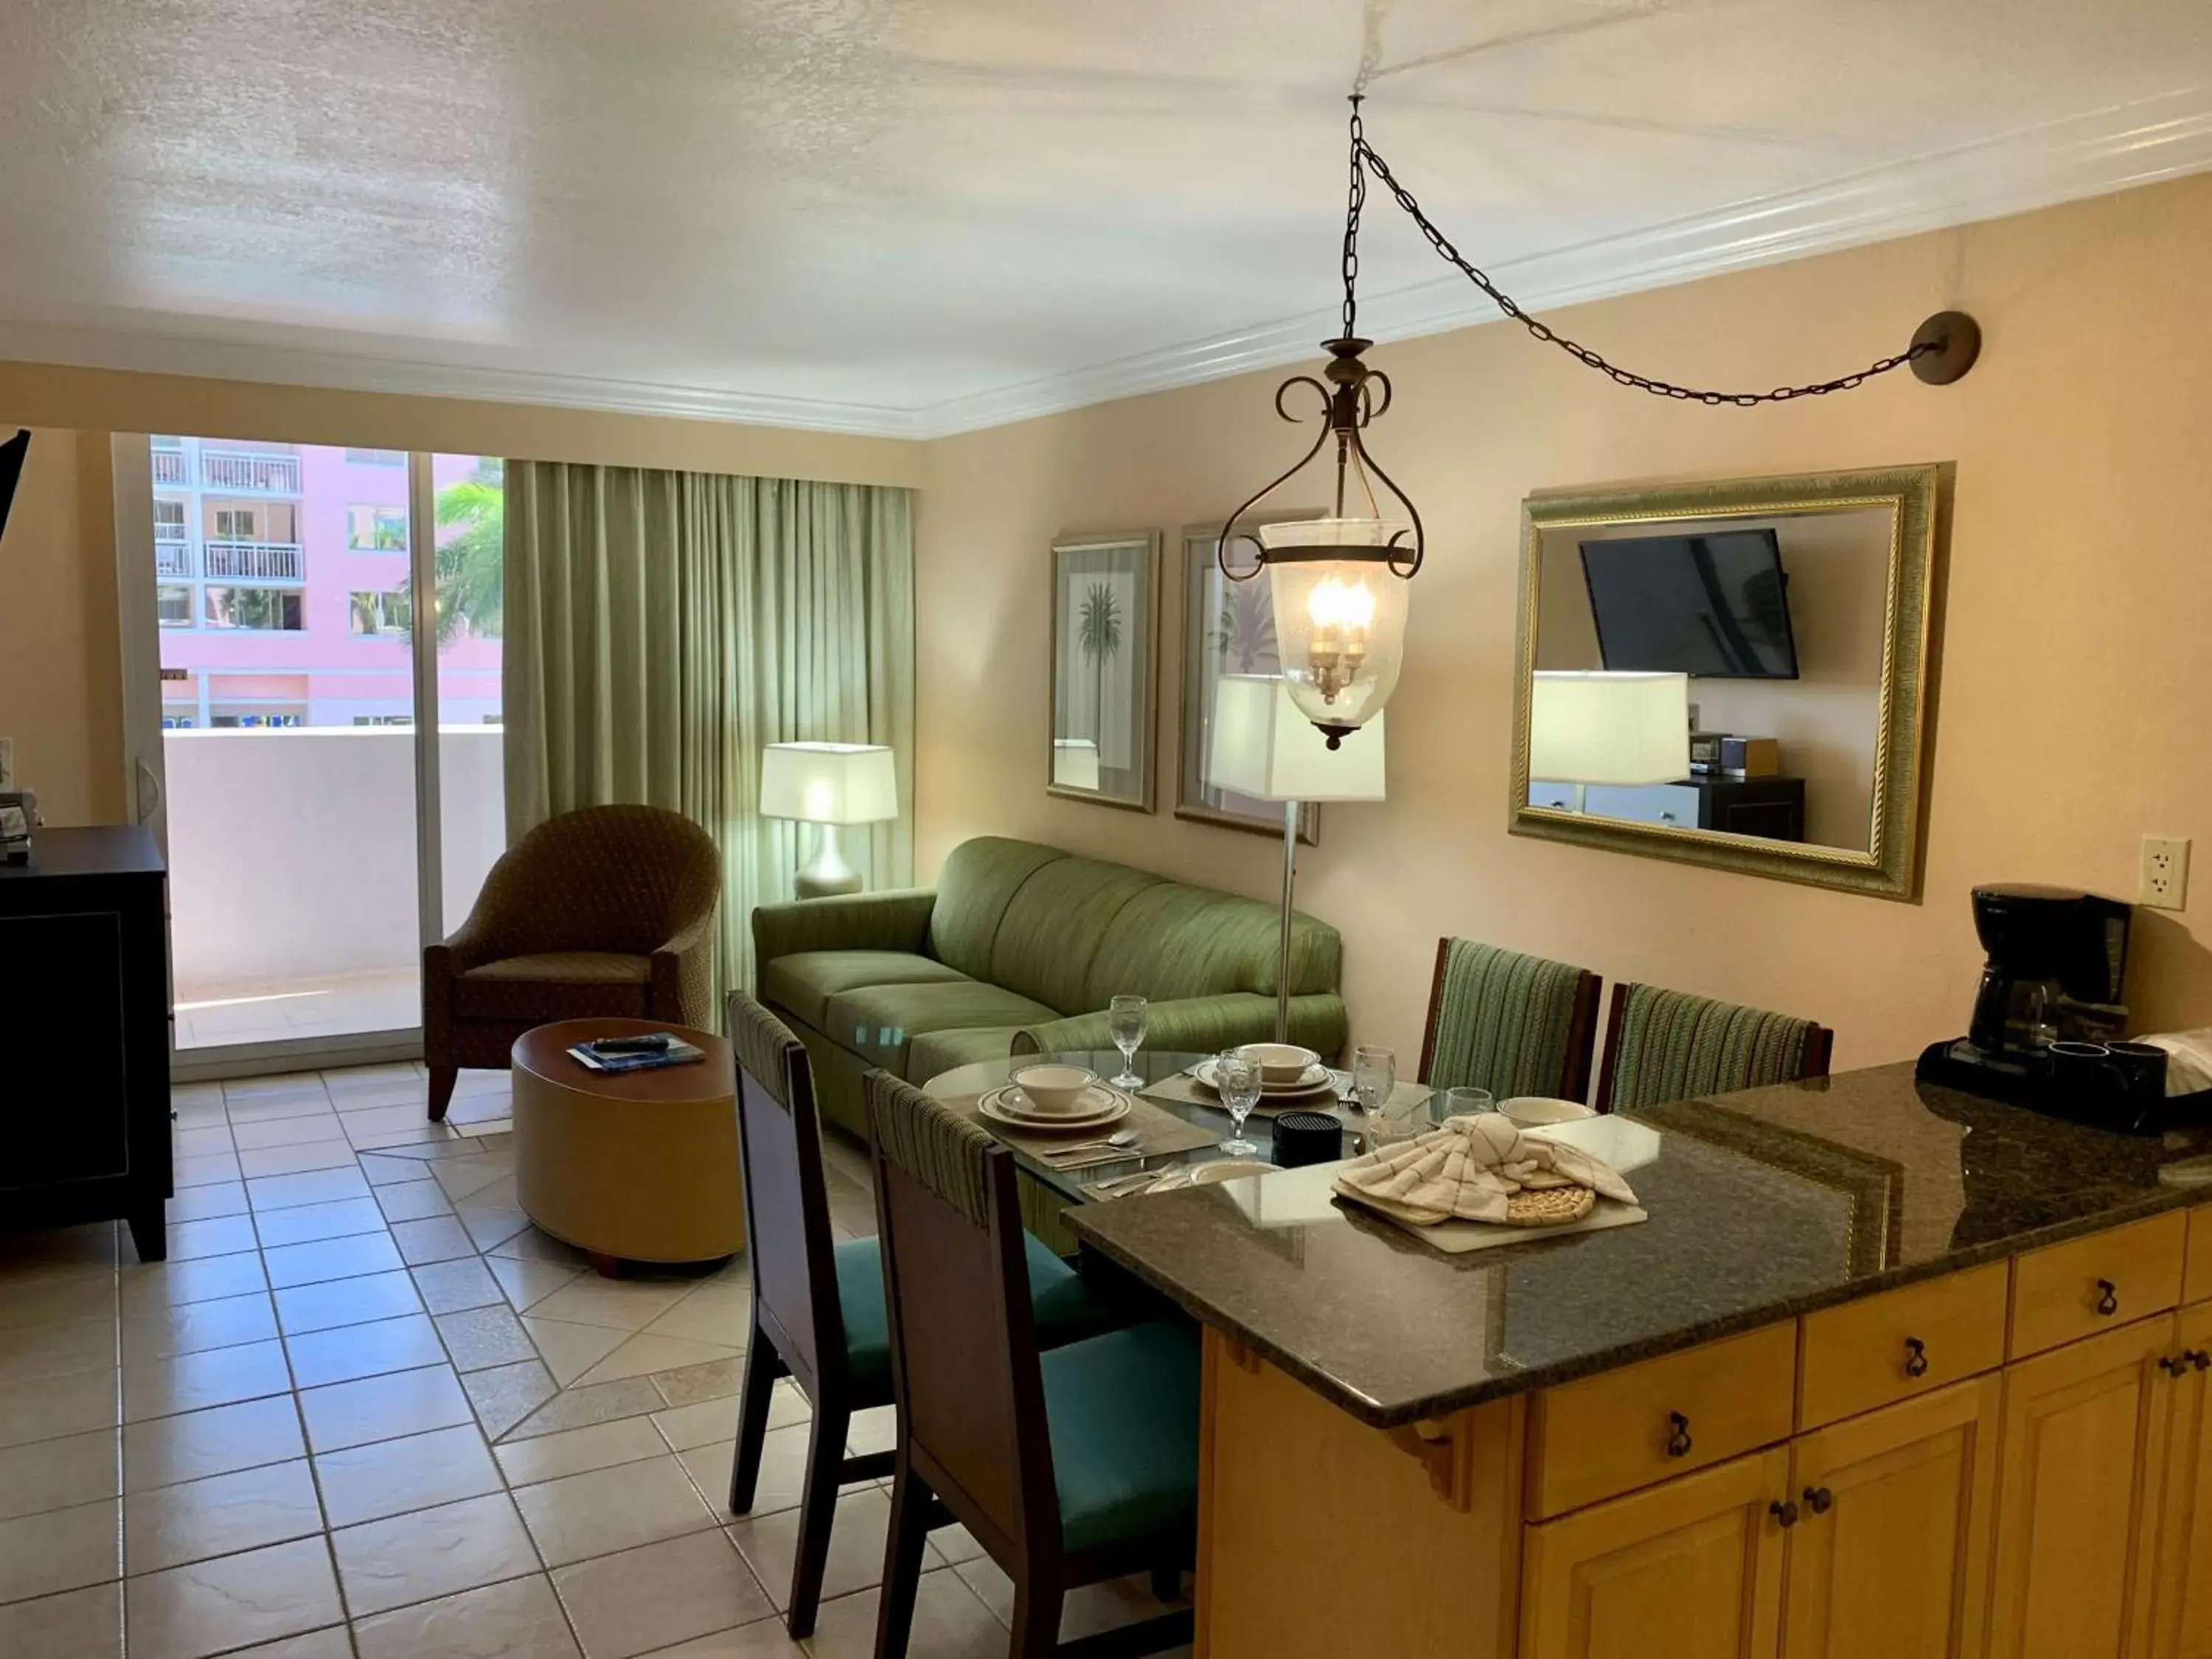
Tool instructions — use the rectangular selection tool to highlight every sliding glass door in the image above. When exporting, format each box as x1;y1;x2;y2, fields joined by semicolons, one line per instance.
115;439;504;1077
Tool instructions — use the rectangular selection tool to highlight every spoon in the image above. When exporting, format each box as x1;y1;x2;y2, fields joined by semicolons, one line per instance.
1042;1129;1141;1158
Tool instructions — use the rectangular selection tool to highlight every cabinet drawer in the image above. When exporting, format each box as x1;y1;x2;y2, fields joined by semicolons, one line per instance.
1527;1322;1797;1520
2009;1211;2188;1360
2188;1206;2211;1307
1582;783;1701;828
1798;1262;2009;1430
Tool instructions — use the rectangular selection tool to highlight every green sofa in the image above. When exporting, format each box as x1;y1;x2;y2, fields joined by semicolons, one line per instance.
752;835;1347;1138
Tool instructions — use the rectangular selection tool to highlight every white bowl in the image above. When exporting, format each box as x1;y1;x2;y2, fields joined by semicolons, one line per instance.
1010;1064;1097;1116
1237;1042;1321;1086
1500;1096;1597;1129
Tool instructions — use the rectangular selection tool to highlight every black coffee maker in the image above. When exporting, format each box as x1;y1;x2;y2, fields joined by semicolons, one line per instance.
1966;883;2132;1055
1920;883;2134;1108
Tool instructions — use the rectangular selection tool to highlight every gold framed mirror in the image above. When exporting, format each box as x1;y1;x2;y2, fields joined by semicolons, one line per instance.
1509;464;1946;901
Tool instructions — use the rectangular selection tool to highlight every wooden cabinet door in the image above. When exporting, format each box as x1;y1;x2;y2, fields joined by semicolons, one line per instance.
2152;1302;2212;1659
1521;1446;1789;1659
1781;1374;2003;1659
1988;1315;2179;1659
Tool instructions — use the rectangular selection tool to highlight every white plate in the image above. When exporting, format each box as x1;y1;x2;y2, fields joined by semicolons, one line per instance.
1193;1058;1340;1099
1188;1159;1275;1186
978;1083;1131;1134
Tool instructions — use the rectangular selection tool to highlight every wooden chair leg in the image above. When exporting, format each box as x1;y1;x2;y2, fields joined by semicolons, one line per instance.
785;1399;850;1640
428;1065;458;1122
727;1328;783;1514
872;1459;932;1659
1009;1580;1063;1659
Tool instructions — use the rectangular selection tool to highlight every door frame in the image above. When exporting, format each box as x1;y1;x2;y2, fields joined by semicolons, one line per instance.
114;434;452;1082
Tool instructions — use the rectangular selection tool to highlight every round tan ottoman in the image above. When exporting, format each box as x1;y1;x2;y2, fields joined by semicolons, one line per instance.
512;1018;745;1274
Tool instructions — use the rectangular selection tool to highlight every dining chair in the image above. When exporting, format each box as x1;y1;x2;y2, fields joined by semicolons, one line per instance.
725;993;1123;1638
1594;981;1834;1114
863;1067;1199;1659
1416;937;1604;1103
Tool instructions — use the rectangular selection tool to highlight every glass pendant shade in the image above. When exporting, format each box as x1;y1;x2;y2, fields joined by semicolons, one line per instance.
1257;518;1412;742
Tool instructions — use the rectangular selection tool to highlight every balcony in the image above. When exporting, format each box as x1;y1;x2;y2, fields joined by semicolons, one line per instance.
200;449;303;494
204;540;305;580
154;536;194;577
152;449;189;486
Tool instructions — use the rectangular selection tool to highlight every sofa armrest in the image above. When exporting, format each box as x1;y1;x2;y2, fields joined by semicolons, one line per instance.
751;887;936;970
1012;992;1349;1066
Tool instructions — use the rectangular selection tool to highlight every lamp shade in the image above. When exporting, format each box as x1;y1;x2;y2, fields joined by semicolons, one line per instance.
1206;675;1386;803
759;742;898;824
1528;671;1689;785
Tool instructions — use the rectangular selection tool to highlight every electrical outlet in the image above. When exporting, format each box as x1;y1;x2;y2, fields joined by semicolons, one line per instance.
2140;835;2191;911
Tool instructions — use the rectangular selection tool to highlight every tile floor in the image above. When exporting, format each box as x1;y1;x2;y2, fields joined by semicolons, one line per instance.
173;971;422;1051
0;1062;1189;1658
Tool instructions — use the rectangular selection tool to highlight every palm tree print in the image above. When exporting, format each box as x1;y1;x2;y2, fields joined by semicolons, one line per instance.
1211;580;1276;672
1077;580;1123;745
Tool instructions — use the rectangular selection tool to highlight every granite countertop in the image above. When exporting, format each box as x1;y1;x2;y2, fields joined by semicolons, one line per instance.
1066;1063;2212;1428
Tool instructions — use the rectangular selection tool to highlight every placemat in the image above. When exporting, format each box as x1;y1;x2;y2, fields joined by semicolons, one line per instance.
1142;1068;1433;1121
941;1088;1222;1164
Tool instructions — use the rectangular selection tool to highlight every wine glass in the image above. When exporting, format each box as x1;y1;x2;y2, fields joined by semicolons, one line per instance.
1352;1046;1397;1118
1214;1048;1262;1157
1108;995;1149;1090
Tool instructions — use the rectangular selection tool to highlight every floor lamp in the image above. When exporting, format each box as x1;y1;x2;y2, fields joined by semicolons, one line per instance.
1206;675;1386;1043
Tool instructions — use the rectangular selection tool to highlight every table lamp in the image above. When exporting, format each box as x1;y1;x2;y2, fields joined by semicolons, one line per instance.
1528;670;1689;801
759;742;898;899
1206;675;1386;1042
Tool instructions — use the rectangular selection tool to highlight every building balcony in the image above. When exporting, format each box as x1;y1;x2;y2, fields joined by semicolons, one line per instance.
204;540;305;580
199;449;303;494
151;448;189;486
154;538;194;577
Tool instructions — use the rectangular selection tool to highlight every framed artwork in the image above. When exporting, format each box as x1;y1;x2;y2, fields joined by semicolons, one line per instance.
1175;524;1318;844
1048;530;1160;813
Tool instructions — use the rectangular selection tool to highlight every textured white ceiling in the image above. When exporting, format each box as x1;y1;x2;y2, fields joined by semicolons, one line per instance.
1;0;2209;434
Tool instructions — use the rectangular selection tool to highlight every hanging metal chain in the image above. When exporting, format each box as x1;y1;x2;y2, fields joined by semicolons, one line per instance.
1344;117;1938;406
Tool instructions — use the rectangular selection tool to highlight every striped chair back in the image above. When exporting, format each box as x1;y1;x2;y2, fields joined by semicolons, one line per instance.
1418;939;1603;1103
1597;983;1834;1114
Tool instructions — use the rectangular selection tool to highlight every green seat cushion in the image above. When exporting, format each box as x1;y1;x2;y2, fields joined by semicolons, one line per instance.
832;1234;1120;1394
762;950;970;1032
1041;1319;1201;1555
823;981;1061;1079
905;1025;1027;1087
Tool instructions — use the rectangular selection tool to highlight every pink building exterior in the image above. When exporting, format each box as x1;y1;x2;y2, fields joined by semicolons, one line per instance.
156;441;501;728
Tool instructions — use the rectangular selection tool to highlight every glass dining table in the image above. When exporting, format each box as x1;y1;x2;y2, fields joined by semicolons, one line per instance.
921;1048;1429;1206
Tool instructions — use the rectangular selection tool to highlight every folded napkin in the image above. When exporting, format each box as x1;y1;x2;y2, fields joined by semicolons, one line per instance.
1333;1112;1639;1229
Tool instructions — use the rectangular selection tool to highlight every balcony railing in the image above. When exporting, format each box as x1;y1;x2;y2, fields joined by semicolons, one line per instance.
204;540;305;580
200;451;302;494
152;450;189;485
154;539;194;577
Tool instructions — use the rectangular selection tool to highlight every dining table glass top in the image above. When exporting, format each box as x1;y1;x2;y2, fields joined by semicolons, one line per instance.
920;1049;1430;1203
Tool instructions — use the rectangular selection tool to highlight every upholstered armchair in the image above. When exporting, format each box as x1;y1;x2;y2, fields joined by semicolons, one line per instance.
422;804;722;1120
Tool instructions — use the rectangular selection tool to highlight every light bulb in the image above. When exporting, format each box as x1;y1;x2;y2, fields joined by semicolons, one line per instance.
1308;577;1374;631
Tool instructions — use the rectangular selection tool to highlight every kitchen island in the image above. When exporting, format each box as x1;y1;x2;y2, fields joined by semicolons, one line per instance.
1067;1064;2212;1659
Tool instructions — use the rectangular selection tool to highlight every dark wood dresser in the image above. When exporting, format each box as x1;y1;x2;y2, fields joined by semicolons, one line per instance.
0;826;171;1261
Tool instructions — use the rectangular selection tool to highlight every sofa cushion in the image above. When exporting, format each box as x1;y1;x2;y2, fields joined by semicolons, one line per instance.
1081;881;1338;1008
905;1025;1027;1086
989;858;1164;1014
1043;1319;1202;1554
823;980;1060;1079
453;952;652;1020
762;950;968;1032
928;838;1071;984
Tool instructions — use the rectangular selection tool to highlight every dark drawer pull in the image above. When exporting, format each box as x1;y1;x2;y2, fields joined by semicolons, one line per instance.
1770;1498;1800;1528
1803;1485;1834;1515
2160;1355;2191;1378
1902;1336;1929;1379
2095;1279;2120;1317
1665;1412;1693;1458
2191;1351;2211;1372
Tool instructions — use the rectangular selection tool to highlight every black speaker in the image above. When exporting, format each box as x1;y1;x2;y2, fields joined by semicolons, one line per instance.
1270;1110;1346;1169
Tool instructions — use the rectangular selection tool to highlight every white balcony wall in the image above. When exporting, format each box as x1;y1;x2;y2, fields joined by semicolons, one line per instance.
165;727;506;993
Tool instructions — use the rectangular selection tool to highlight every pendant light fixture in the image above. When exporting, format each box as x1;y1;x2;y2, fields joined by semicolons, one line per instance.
1220;97;1980;748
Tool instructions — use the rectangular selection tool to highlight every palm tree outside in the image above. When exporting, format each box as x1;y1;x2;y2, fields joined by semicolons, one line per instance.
425;459;504;644
1077;580;1123;748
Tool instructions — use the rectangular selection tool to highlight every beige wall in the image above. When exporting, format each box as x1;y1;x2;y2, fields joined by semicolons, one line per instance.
916;172;2212;1071
0;360;922;830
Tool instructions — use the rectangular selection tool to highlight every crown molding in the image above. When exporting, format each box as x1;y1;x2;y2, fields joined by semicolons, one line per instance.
3;86;2208;443
0;320;928;439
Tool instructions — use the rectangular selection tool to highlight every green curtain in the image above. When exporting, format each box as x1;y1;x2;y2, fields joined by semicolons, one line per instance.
502;462;915;992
